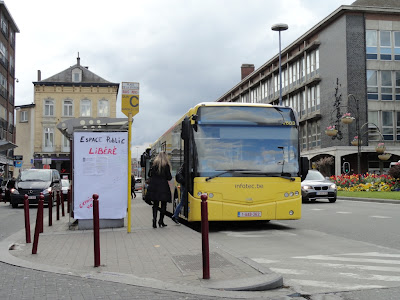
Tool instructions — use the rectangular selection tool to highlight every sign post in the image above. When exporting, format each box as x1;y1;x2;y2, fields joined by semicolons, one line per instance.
121;82;140;233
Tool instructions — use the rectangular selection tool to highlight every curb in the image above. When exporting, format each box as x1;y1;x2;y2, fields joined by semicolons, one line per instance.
339;197;400;204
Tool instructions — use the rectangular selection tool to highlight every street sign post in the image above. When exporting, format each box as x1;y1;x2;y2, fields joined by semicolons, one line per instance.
121;82;139;117
121;82;139;233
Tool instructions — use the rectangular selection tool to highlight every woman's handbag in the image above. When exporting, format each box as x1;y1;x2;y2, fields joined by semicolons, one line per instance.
144;191;153;205
175;165;185;184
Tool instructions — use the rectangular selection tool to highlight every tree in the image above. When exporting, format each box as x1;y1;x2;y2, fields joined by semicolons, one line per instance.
314;156;334;177
388;163;400;179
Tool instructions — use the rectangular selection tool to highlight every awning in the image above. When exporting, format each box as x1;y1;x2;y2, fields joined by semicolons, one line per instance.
0;140;17;151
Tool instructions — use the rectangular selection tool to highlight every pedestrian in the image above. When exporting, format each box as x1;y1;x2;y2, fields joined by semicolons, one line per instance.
172;162;186;225
131;174;136;199
147;152;172;228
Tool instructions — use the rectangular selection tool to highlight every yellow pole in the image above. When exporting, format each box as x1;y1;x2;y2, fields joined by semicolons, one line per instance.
127;112;132;233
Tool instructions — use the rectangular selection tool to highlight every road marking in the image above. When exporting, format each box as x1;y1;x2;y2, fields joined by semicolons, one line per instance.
336;211;352;214
222;230;296;238
310;208;325;211
251;258;279;264
270;268;309;275
338;252;400;258
293;254;400;265
288;279;384;290
318;262;400;272
340;273;400;282
370;215;391;219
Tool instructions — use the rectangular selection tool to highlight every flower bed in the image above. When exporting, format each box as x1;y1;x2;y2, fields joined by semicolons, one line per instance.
330;173;400;192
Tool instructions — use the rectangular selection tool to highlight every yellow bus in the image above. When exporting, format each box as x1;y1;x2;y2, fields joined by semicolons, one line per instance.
141;102;308;222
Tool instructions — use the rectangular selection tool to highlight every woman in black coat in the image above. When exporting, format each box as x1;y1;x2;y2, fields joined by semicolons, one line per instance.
147;152;172;228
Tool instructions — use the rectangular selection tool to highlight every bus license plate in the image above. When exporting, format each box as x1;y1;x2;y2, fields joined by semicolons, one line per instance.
28;196;36;200
238;211;261;217
317;191;328;196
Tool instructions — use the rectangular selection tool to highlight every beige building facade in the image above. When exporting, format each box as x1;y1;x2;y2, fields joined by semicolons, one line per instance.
14;57;119;177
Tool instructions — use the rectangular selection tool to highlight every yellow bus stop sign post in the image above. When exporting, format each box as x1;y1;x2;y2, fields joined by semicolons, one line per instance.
121;82;139;233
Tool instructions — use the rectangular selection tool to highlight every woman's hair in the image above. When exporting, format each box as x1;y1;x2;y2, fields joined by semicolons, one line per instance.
153;152;170;174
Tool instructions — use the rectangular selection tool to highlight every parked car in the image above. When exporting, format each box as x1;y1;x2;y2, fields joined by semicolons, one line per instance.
10;169;61;208
301;170;337;203
135;177;142;191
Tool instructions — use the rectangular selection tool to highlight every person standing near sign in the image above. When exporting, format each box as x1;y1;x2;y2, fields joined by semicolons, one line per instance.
131;174;136;199
147;152;172;228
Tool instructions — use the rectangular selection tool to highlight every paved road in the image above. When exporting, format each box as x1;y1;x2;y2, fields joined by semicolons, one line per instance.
209;199;400;298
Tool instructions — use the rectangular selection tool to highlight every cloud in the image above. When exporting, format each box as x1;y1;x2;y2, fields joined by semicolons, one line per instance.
8;0;354;157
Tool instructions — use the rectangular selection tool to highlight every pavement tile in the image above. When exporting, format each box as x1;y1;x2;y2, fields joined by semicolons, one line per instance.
1;196;288;298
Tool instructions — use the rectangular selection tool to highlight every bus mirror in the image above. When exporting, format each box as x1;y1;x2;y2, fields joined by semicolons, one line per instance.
300;157;309;180
181;117;190;140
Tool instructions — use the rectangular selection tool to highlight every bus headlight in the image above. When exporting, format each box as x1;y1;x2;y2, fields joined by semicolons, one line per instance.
295;191;299;196
208;193;214;198
284;192;289;197
197;191;202;196
289;210;294;215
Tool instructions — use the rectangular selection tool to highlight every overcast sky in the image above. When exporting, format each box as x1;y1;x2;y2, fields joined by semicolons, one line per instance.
7;0;354;158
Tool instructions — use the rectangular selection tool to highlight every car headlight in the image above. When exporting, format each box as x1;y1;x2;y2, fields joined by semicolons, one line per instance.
302;185;312;190
330;184;337;190
11;188;19;194
42;187;52;195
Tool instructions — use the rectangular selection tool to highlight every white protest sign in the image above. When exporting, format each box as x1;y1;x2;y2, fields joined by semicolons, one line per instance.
73;131;128;219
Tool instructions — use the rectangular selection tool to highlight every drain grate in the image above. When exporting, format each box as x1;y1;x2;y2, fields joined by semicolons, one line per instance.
172;252;233;272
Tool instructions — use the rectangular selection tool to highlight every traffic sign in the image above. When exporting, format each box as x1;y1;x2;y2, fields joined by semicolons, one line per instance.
121;82;139;117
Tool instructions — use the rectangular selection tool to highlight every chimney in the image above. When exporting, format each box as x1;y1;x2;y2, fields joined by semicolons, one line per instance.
241;64;255;80
37;70;41;81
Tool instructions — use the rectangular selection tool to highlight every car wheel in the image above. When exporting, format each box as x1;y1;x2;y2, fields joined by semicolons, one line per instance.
302;198;309;203
329;197;337;203
11;201;18;208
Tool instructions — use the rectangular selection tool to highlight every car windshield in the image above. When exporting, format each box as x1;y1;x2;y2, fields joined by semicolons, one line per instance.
305;171;325;181
19;170;51;181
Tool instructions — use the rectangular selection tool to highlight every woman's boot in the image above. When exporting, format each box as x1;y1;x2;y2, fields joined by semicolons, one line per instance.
152;206;158;228
158;214;167;227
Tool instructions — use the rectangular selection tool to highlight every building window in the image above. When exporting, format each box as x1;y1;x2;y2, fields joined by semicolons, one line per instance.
0;41;7;68
0;12;7;36
20;110;28;122
368;111;380;141
380;31;392;60
367;70;378;100
381;71;393;101
98;99;110;117
8;83;13;104
382;111;393;140
307;121;320;149
63;99;73;116
80;99;91;117
44;127;54;150
366;30;378;60
397;112;400;141
44;99;54;116
396;72;400;101
301;126;307;150
394;32;400;60
72;68;82;82
62;135;70;152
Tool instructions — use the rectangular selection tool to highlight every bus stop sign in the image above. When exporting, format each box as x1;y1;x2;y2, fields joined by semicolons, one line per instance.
121;82;139;117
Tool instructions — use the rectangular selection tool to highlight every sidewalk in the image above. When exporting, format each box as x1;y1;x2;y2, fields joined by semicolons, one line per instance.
0;197;292;299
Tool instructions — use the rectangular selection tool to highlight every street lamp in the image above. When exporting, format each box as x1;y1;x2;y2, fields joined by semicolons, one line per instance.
271;23;288;106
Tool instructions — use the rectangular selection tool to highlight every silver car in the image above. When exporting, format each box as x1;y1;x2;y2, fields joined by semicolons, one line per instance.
301;170;337;203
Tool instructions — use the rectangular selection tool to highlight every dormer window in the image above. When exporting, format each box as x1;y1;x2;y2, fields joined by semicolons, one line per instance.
72;68;82;82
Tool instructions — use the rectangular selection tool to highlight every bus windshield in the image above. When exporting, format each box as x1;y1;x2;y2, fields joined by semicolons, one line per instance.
194;124;299;177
